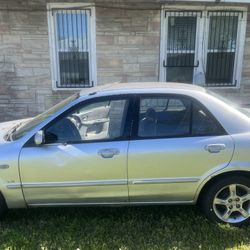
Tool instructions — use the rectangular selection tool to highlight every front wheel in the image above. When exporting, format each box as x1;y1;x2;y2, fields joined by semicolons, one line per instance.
200;176;250;226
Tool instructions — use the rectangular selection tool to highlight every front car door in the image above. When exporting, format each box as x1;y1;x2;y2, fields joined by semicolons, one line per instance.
19;95;132;205
128;94;234;203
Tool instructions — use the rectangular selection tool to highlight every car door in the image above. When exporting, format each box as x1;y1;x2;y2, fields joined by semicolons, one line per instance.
19;95;132;205
128;94;234;203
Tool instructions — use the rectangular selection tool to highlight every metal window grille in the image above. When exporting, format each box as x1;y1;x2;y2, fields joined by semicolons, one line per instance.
53;9;93;88
205;11;242;87
164;11;201;83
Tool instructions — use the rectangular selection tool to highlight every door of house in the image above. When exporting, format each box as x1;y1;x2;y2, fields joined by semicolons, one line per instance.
160;10;245;87
162;11;201;84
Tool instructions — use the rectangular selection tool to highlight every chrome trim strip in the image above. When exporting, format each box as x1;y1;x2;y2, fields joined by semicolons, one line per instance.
21;179;127;188
28;200;195;207
6;183;22;189
129;177;200;185
7;177;198;189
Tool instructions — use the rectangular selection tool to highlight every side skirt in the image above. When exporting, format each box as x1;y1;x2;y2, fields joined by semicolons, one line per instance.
28;200;195;207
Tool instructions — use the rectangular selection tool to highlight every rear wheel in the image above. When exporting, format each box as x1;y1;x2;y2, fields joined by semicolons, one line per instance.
200;176;250;226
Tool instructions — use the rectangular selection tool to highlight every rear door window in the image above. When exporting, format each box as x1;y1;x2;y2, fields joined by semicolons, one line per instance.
137;95;225;138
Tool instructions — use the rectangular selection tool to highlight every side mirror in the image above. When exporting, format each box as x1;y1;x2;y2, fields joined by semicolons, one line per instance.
34;130;45;145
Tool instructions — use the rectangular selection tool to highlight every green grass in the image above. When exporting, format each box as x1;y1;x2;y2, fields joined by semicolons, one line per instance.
0;206;249;250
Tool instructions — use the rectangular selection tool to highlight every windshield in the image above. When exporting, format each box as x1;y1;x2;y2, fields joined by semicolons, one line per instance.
207;90;250;118
10;93;79;141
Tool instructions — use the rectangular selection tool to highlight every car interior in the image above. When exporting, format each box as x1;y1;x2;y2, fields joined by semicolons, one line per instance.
45;99;128;143
138;97;222;138
138;98;191;137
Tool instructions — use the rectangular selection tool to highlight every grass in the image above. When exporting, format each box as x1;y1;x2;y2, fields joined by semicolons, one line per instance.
0;205;249;250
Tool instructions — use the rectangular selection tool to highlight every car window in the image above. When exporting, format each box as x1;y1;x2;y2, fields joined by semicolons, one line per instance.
140;98;168;112
45;98;129;144
138;95;224;138
138;97;191;138
192;102;224;136
167;99;186;111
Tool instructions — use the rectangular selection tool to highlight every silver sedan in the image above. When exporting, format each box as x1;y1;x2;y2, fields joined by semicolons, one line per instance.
1;82;250;226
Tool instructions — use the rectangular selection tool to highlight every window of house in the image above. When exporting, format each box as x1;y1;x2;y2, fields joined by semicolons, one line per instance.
47;4;96;89
160;9;247;88
165;12;199;83
138;96;224;138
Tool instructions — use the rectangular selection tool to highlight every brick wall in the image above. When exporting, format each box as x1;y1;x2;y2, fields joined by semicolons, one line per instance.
0;0;249;121
96;7;160;84
0;0;161;121
0;1;74;121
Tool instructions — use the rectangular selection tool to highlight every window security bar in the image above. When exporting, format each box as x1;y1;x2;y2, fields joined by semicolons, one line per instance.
164;11;200;69
205;11;241;87
53;9;93;88
163;59;199;68
165;11;202;18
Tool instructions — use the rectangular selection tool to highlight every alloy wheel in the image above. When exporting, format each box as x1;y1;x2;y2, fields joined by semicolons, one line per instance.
212;184;250;223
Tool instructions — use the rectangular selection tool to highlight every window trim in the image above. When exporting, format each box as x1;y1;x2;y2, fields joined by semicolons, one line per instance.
47;3;97;90
131;93;227;141
159;5;247;89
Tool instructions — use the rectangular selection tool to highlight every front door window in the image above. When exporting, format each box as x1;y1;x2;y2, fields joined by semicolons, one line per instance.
45;98;129;144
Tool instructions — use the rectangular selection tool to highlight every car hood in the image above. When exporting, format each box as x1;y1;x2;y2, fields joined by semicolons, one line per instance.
0;118;32;143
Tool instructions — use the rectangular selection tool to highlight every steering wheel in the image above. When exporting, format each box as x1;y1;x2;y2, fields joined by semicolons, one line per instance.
46;117;82;143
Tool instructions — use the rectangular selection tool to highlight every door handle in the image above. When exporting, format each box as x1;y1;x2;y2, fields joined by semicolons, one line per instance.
205;144;226;153
98;148;120;158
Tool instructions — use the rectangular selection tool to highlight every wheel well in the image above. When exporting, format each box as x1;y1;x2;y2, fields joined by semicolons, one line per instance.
0;192;7;208
197;171;250;204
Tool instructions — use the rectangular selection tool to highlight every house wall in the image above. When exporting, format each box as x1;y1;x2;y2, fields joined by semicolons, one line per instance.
0;1;70;121
96;7;160;84
0;0;249;121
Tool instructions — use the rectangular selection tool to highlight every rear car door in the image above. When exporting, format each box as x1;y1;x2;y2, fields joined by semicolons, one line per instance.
128;94;234;203
19;95;132;205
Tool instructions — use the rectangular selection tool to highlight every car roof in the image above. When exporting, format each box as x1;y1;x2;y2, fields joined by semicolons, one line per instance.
79;82;206;96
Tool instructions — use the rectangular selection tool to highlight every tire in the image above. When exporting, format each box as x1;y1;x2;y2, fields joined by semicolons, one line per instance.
200;175;250;226
0;193;7;218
